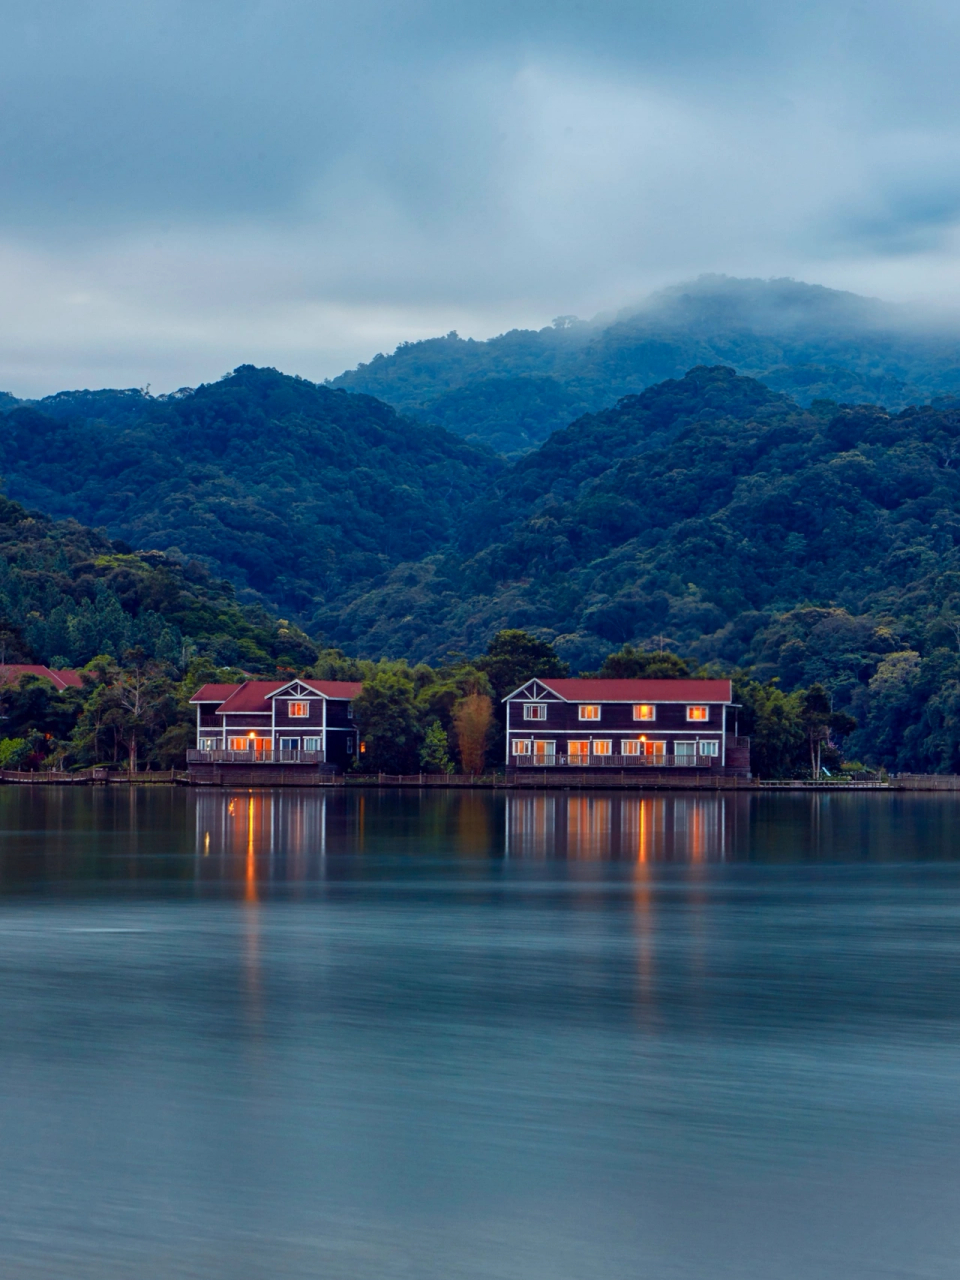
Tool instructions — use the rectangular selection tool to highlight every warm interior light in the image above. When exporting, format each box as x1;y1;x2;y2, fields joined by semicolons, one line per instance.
640;735;646;741
248;732;255;738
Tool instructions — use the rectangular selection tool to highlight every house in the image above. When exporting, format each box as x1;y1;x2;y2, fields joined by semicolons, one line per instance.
0;665;83;691
503;677;749;776
187;677;362;778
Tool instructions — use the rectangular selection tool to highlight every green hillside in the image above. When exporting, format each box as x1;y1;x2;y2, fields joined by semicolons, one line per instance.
0;365;501;618
0;491;317;670
331;276;960;455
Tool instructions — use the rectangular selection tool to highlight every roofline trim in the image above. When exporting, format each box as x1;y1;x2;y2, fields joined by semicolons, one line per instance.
502;677;733;704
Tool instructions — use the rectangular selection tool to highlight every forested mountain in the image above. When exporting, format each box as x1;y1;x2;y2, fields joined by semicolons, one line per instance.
0;490;318;671
11;333;960;767
331;276;960;455
0;365;500;618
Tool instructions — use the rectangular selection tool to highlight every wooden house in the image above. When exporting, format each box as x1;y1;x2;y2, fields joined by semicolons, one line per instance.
503;678;749;776
187;678;362;780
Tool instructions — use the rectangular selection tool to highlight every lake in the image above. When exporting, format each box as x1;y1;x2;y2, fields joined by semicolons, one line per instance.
0;785;959;1279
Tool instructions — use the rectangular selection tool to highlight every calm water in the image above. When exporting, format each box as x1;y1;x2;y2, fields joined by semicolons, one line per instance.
1;787;960;1279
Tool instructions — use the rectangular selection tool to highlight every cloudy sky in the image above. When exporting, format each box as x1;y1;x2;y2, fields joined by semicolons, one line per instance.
2;0;960;394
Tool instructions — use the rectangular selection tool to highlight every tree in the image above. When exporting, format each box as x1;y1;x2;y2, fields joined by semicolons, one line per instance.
592;644;691;679
419;720;454;774
354;667;422;774
452;694;493;775
475;630;569;703
800;683;832;779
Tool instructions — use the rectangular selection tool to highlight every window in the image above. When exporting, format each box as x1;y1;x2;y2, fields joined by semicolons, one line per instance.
198;737;218;752
347;705;354;720
579;705;601;721
532;740;556;756
288;701;309;717
686;705;708;721
623;739;664;756
591;740;612;756
568;740;590;757
512;740;532;755
303;737;321;752
698;740;719;757
633;704;656;721
674;741;697;756
524;703;548;720
228;737;251;751
279;737;299;750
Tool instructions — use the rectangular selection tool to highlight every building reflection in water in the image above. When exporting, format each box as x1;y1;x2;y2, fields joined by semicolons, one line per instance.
505;793;733;862
193;789;741;878
194;790;328;888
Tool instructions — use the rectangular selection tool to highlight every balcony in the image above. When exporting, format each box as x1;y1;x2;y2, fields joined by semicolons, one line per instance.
513;753;721;768
187;749;325;765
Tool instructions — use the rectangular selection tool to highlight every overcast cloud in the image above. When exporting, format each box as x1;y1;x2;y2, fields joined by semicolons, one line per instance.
2;0;960;394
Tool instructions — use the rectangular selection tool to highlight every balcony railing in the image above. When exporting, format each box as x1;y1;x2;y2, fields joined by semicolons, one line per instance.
187;749;325;765
513;753;721;768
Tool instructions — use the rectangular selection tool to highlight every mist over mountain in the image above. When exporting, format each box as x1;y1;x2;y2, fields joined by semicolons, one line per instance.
332;275;960;456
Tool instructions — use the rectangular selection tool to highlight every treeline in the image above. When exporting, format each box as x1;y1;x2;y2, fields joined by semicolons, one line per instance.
0;631;862;779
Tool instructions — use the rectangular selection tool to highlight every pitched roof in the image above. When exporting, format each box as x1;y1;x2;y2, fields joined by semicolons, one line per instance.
287;679;364;700
189;683;243;704
212;682;285;714
0;665;83;691
190;678;363;713
507;677;733;702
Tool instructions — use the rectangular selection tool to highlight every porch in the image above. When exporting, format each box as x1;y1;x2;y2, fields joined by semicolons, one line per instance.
187;749;325;765
513;752;722;768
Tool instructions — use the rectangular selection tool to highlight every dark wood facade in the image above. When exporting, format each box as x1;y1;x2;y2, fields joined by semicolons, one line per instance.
188;678;362;778
504;677;749;777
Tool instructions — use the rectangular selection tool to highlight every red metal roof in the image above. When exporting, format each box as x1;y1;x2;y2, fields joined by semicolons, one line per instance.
509;677;733;702
191;678;364;713
190;683;244;704
213;682;285;714
299;680;364;699
0;665;82;691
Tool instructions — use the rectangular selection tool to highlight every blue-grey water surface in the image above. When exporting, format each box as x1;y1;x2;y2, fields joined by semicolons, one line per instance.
1;786;959;1278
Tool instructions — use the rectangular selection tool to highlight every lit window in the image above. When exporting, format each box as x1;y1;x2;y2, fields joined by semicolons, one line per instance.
512;740;532;755
228;737;250;751
592;740;612;755
686;705;708;721
568;740;590;757
524;703;548;720
699;740;719;756
633;704;655;721
289;701;309;717
579;705;601;721
623;739;663;756
532;740;556;756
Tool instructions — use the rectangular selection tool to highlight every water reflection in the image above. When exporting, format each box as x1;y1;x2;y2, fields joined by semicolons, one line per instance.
2;787;960;897
505;793;731;861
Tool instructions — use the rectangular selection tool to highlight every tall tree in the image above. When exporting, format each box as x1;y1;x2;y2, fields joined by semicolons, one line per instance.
452;694;494;775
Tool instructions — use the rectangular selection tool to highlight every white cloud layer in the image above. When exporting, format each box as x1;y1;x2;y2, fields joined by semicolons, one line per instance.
2;0;960;394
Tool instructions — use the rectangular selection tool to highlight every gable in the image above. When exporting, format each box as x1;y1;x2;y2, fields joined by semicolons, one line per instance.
270;680;322;700
504;679;565;702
